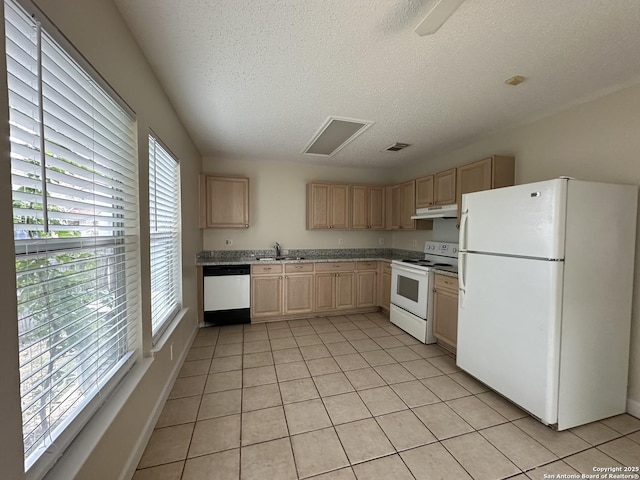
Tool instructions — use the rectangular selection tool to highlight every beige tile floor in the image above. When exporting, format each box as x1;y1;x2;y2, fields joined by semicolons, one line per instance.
134;312;640;480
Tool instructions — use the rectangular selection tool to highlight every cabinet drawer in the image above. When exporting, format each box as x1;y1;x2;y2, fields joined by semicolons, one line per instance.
285;263;314;273
434;274;458;291
252;264;283;275
315;262;356;272
357;261;378;271
381;262;391;274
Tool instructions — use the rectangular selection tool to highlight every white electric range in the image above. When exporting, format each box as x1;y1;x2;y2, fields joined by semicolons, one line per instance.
390;241;458;343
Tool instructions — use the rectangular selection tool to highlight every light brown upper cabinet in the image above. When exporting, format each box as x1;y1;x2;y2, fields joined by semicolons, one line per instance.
387;184;401;229
434;168;456;205
199;175;249;228
307;183;350;229
415;174;434;209
400;180;416;229
456;155;515;222
386;180;416;230
351;185;385;230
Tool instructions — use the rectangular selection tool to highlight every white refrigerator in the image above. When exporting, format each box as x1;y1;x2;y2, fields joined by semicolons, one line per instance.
457;178;637;430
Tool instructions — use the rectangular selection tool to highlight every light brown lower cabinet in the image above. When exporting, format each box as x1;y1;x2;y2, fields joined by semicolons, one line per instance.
314;271;356;312
433;274;459;353
251;274;283;318
378;262;391;312
356;261;378;310
250;261;385;320
251;263;314;319
283;273;314;315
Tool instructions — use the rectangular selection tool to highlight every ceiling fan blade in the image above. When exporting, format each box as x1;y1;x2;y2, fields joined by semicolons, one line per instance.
414;0;465;36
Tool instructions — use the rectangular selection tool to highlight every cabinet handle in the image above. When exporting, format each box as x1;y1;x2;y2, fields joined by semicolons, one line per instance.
245;224;249;227
264;267;272;270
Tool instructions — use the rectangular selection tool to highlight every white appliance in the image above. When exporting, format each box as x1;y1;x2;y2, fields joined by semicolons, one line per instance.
203;264;251;325
411;203;458;220
390;241;458;343
458;178;638;430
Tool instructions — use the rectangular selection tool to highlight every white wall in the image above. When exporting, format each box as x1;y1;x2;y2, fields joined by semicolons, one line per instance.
201;157;395;250
396;83;640;412
0;0;202;478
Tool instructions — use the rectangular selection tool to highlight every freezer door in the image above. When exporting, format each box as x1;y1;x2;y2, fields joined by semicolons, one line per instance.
457;253;563;425
460;179;567;259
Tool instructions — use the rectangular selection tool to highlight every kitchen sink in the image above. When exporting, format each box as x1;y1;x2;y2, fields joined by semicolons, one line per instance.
256;256;305;261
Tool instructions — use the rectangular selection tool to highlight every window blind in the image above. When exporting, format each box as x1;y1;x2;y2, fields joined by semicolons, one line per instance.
5;0;139;476
149;134;181;341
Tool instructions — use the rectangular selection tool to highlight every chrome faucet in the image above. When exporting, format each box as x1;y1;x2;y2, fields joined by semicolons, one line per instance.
273;242;281;257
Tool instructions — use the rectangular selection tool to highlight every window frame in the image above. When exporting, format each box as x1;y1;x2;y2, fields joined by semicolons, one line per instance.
5;1;140;478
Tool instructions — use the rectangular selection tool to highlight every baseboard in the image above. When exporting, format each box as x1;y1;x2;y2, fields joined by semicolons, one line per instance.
119;323;198;480
627;397;640;419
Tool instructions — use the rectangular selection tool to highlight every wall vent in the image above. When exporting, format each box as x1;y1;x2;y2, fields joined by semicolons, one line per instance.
383;142;411;152
302;116;374;156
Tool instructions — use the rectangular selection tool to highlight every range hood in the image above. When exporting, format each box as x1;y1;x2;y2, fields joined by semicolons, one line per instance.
411;204;458;219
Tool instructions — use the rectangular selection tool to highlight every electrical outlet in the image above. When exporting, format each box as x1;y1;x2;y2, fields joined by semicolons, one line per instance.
225;239;233;246
378;237;384;246
283;249;289;255
338;238;344;246
412;239;418;247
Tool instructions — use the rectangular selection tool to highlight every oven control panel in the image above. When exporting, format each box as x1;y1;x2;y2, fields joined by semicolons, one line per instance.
424;241;459;257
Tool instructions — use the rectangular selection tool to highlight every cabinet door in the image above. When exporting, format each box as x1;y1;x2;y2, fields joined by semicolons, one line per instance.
202;176;249;228
284;274;314;315
330;184;350;229
351;185;369;229
335;272;356;310
357;271;377;308
456;158;492;209
307;183;331;229
314;273;335;311
251;275;283;318
368;186;386;229
434;168;456;205
389;184;402;229
381;270;391;311
400;180;416;230
433;276;459;353
416;175;434;209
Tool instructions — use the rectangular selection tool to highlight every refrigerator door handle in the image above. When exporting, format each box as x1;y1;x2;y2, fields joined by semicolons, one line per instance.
460;208;469;252
459;251;467;307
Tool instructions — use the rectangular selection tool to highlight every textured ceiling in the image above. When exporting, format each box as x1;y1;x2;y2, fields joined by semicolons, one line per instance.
113;0;640;168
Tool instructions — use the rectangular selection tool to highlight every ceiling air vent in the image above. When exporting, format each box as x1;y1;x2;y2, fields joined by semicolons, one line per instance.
383;142;411;152
302;116;374;156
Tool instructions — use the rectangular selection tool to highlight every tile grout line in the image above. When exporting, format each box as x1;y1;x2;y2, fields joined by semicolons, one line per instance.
136;314;640;479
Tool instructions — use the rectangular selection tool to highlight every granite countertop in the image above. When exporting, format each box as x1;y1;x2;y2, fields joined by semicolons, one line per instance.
197;248;409;266
197;248;457;276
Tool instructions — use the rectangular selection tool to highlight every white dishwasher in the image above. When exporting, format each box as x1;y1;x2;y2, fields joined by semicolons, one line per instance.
203;264;251;325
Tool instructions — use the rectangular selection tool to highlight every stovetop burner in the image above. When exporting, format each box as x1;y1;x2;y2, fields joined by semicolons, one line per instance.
394;241;459;273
